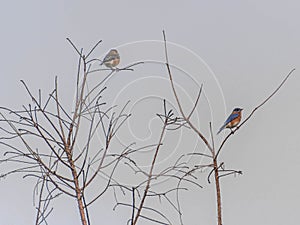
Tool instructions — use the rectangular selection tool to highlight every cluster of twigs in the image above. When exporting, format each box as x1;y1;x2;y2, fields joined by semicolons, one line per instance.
112;99;207;225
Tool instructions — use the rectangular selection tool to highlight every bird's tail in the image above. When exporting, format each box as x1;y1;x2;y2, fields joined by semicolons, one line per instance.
217;124;226;135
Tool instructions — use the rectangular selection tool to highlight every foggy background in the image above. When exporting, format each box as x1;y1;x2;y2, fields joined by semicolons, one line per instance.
0;1;299;225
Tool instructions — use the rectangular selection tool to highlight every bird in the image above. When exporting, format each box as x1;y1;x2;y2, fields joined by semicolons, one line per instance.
100;49;120;69
217;108;243;134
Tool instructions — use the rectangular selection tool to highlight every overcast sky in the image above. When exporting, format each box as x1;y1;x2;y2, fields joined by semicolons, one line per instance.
0;1;300;225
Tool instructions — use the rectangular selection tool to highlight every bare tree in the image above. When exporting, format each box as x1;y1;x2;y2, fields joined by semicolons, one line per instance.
0;39;143;225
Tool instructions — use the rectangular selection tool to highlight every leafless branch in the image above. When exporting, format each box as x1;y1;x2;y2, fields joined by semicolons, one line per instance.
215;68;296;159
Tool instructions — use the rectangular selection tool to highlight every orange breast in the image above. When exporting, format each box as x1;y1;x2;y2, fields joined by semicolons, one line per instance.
226;112;241;128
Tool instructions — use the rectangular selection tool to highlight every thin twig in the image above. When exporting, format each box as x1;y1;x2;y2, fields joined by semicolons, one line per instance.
215;68;296;159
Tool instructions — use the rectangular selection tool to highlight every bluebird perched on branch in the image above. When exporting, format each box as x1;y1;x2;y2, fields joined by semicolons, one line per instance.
100;49;120;69
217;108;243;134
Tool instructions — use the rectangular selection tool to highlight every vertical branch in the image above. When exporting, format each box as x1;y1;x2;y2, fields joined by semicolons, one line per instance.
65;39;92;225
132;109;168;225
131;187;136;225
35;177;46;225
213;158;222;225
162;31;213;153
209;123;222;225
54;76;66;143
163;30;223;225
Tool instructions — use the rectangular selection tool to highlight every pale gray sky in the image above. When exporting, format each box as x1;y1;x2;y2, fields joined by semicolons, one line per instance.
1;1;300;225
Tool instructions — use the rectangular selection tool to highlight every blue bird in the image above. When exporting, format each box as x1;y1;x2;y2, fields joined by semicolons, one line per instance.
217;108;243;134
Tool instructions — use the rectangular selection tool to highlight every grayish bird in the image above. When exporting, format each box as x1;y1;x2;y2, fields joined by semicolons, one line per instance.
100;49;120;69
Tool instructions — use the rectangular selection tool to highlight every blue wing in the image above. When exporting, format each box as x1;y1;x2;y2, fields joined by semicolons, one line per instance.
217;113;239;134
224;113;239;125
